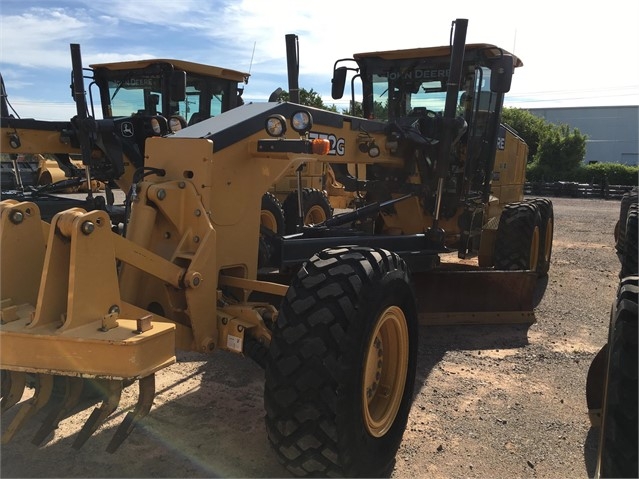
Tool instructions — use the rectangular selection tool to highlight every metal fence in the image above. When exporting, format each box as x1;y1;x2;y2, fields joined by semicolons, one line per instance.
524;182;635;200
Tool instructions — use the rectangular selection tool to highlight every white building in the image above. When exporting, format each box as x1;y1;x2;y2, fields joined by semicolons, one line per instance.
526;105;638;166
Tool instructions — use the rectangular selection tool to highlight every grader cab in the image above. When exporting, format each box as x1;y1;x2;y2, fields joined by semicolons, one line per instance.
0;48;250;220
1;19;553;477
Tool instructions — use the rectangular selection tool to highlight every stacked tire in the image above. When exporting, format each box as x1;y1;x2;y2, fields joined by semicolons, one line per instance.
620;202;638;278
591;192;638;479
614;188;638;257
595;276;638;478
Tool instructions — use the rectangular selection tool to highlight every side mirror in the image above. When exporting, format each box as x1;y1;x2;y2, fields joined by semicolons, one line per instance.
490;54;514;93
170;70;186;102
331;67;347;100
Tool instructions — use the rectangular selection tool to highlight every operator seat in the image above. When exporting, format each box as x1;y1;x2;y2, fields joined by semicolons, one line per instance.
188;112;209;126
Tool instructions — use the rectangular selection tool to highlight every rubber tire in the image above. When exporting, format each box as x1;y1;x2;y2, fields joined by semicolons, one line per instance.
261;192;285;235
596;276;638;479
264;246;418;477
620;204;637;278
527;198;554;276
493;201;542;272
615;188;638;254
259;192;286;269
282;188;333;234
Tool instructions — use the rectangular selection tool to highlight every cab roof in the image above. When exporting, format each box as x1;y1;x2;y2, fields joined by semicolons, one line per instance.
89;59;250;83
353;43;523;68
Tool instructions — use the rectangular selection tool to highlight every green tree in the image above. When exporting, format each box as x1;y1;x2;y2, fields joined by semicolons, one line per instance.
502;107;588;182
536;124;586;170
279;88;337;111
526;124;588;181
501;107;547;162
341;101;363;117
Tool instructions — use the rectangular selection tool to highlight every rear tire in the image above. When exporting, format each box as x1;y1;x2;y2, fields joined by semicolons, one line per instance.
526;198;554;276
282;188;333;234
259;192;285;268
493;202;542;272
264;246;418;477
261;192;285;235
596;276;638;479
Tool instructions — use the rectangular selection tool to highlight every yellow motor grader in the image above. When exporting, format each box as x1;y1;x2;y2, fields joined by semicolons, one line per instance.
1;19;553;477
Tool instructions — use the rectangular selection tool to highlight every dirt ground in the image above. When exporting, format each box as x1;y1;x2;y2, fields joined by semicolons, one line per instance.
0;196;621;478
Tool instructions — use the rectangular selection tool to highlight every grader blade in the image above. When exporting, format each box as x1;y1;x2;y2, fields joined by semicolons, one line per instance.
106;374;155;453
72;380;123;450
414;265;538;325
1;374;54;444
0;371;26;413
32;376;84;446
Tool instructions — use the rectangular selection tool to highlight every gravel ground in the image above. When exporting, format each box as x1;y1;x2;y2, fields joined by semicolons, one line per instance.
0;196;621;478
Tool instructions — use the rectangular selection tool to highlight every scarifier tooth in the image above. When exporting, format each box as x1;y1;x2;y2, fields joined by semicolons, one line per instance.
107;375;155;453
72;380;122;450
32;377;84;446
1;374;54;445
0;371;26;413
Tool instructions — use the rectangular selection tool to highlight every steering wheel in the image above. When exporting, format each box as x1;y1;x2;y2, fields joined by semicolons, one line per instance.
409;107;438;118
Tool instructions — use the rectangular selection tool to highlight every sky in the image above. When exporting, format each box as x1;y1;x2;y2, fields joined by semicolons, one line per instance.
1;0;638;121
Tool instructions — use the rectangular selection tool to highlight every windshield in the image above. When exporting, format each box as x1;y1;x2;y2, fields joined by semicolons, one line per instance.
368;65;494;122
108;75;162;117
106;71;235;124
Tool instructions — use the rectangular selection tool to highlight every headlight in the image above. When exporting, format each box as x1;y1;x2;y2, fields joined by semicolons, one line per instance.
291;110;312;134
265;114;287;137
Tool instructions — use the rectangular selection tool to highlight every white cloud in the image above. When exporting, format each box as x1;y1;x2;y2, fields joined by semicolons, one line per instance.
0;8;93;68
1;0;637;120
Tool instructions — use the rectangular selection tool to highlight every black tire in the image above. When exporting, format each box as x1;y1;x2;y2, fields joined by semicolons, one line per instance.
596;276;638;479
620;204;637;278
493;201;542;272
264;246;418;477
526;198;554;276
261;192;285;235
615;188;638;254
282;188;333;234
259;192;285;268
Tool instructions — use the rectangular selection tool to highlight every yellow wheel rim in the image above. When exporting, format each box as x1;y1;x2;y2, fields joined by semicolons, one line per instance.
304;205;327;225
362;305;409;437
529;225;540;270
543;218;553;262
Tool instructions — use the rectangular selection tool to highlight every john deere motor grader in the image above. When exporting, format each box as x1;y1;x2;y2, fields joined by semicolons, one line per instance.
1;19;552;477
